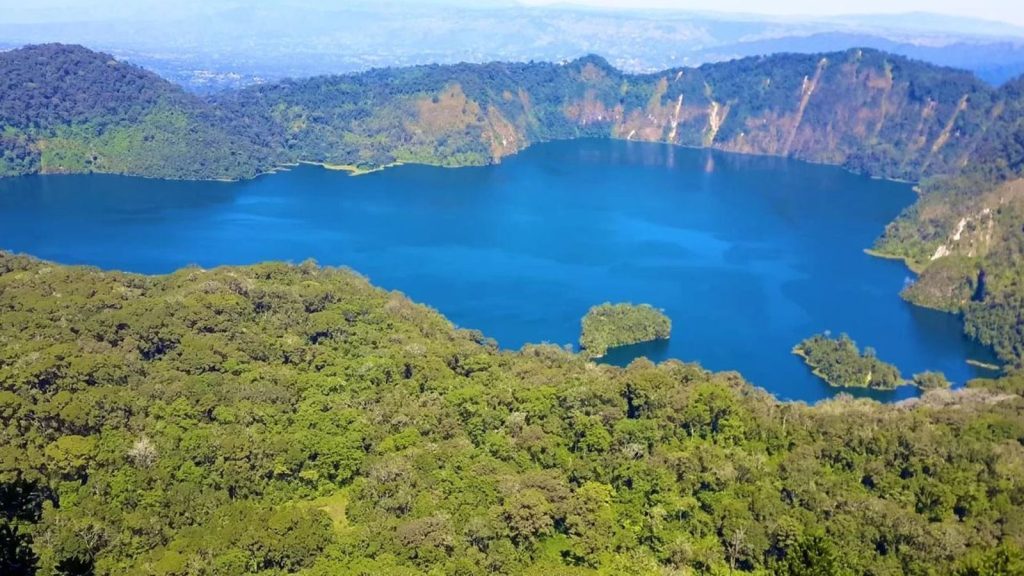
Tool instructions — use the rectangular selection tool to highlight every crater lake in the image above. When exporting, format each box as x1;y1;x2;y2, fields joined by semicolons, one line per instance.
0;139;999;402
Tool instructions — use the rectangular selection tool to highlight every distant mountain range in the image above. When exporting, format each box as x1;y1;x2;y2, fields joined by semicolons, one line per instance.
693;33;1024;85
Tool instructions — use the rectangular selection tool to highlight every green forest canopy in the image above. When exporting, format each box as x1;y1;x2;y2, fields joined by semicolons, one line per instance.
0;252;1023;575
793;333;905;390
579;303;672;358
3;42;1024;574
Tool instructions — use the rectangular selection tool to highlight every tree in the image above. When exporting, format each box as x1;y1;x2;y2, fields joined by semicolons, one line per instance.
776;533;849;576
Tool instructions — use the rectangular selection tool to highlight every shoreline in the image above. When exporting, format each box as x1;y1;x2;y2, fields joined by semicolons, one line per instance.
298;160;405;176
7;138;998;402
0;248;978;406
967;358;1003;371
582;335;670;361
11;135;926;188
862;248;926;274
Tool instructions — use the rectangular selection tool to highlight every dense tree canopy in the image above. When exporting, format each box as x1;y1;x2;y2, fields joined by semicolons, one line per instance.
793;333;904;390
912;371;952;390
1;252;1023;575
579;303;671;359
0;44;272;180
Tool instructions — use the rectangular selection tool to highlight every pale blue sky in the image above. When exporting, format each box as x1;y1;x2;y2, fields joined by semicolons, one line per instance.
2;0;1022;28
521;0;1024;26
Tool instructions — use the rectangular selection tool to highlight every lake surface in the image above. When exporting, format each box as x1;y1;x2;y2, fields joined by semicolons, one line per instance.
0;139;999;402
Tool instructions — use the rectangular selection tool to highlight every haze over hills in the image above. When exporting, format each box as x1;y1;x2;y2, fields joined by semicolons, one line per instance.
2;1;1024;91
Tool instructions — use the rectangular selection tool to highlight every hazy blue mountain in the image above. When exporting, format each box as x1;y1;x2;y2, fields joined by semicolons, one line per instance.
698;33;1024;85
2;1;1022;91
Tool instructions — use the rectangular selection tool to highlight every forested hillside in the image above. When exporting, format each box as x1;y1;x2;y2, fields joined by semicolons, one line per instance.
0;44;1011;182
1;252;1023;575
214;49;999;182
0;44;272;179
872;74;1024;367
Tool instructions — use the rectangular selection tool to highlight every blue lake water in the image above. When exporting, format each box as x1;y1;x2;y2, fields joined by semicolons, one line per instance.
0;139;999;402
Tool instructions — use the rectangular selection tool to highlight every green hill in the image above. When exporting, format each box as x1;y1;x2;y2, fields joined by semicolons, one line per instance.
0;44;272;180
871;75;1024;368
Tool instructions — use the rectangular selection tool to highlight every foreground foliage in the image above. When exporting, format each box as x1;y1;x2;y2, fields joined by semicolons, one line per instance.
579;303;671;358
1;253;1023;575
793;333;904;390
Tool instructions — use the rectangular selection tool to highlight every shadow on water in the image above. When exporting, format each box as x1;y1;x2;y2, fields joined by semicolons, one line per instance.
599;338;674;367
906;305;1002;376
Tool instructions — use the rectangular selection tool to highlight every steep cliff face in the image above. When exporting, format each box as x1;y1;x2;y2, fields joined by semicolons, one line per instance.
4;45;1004;183
590;50;995;182
485;50;994;183
213;49;1004;182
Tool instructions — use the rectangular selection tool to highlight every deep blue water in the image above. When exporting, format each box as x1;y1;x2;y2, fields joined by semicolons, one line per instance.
0;139;999;402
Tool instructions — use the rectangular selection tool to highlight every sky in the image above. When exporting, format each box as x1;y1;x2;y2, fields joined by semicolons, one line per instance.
1;0;1022;29
519;0;1024;27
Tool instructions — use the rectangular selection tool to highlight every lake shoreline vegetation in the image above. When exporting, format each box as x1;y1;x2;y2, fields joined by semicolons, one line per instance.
298;160;405;177
0;252;1023;575
578;303;672;359
912;370;953;390
862;248;927;274
3;43;1024;370
792;333;906;390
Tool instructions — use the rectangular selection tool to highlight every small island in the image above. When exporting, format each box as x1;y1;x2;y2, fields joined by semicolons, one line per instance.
580;303;671;358
793;333;903;389
912;371;952;390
